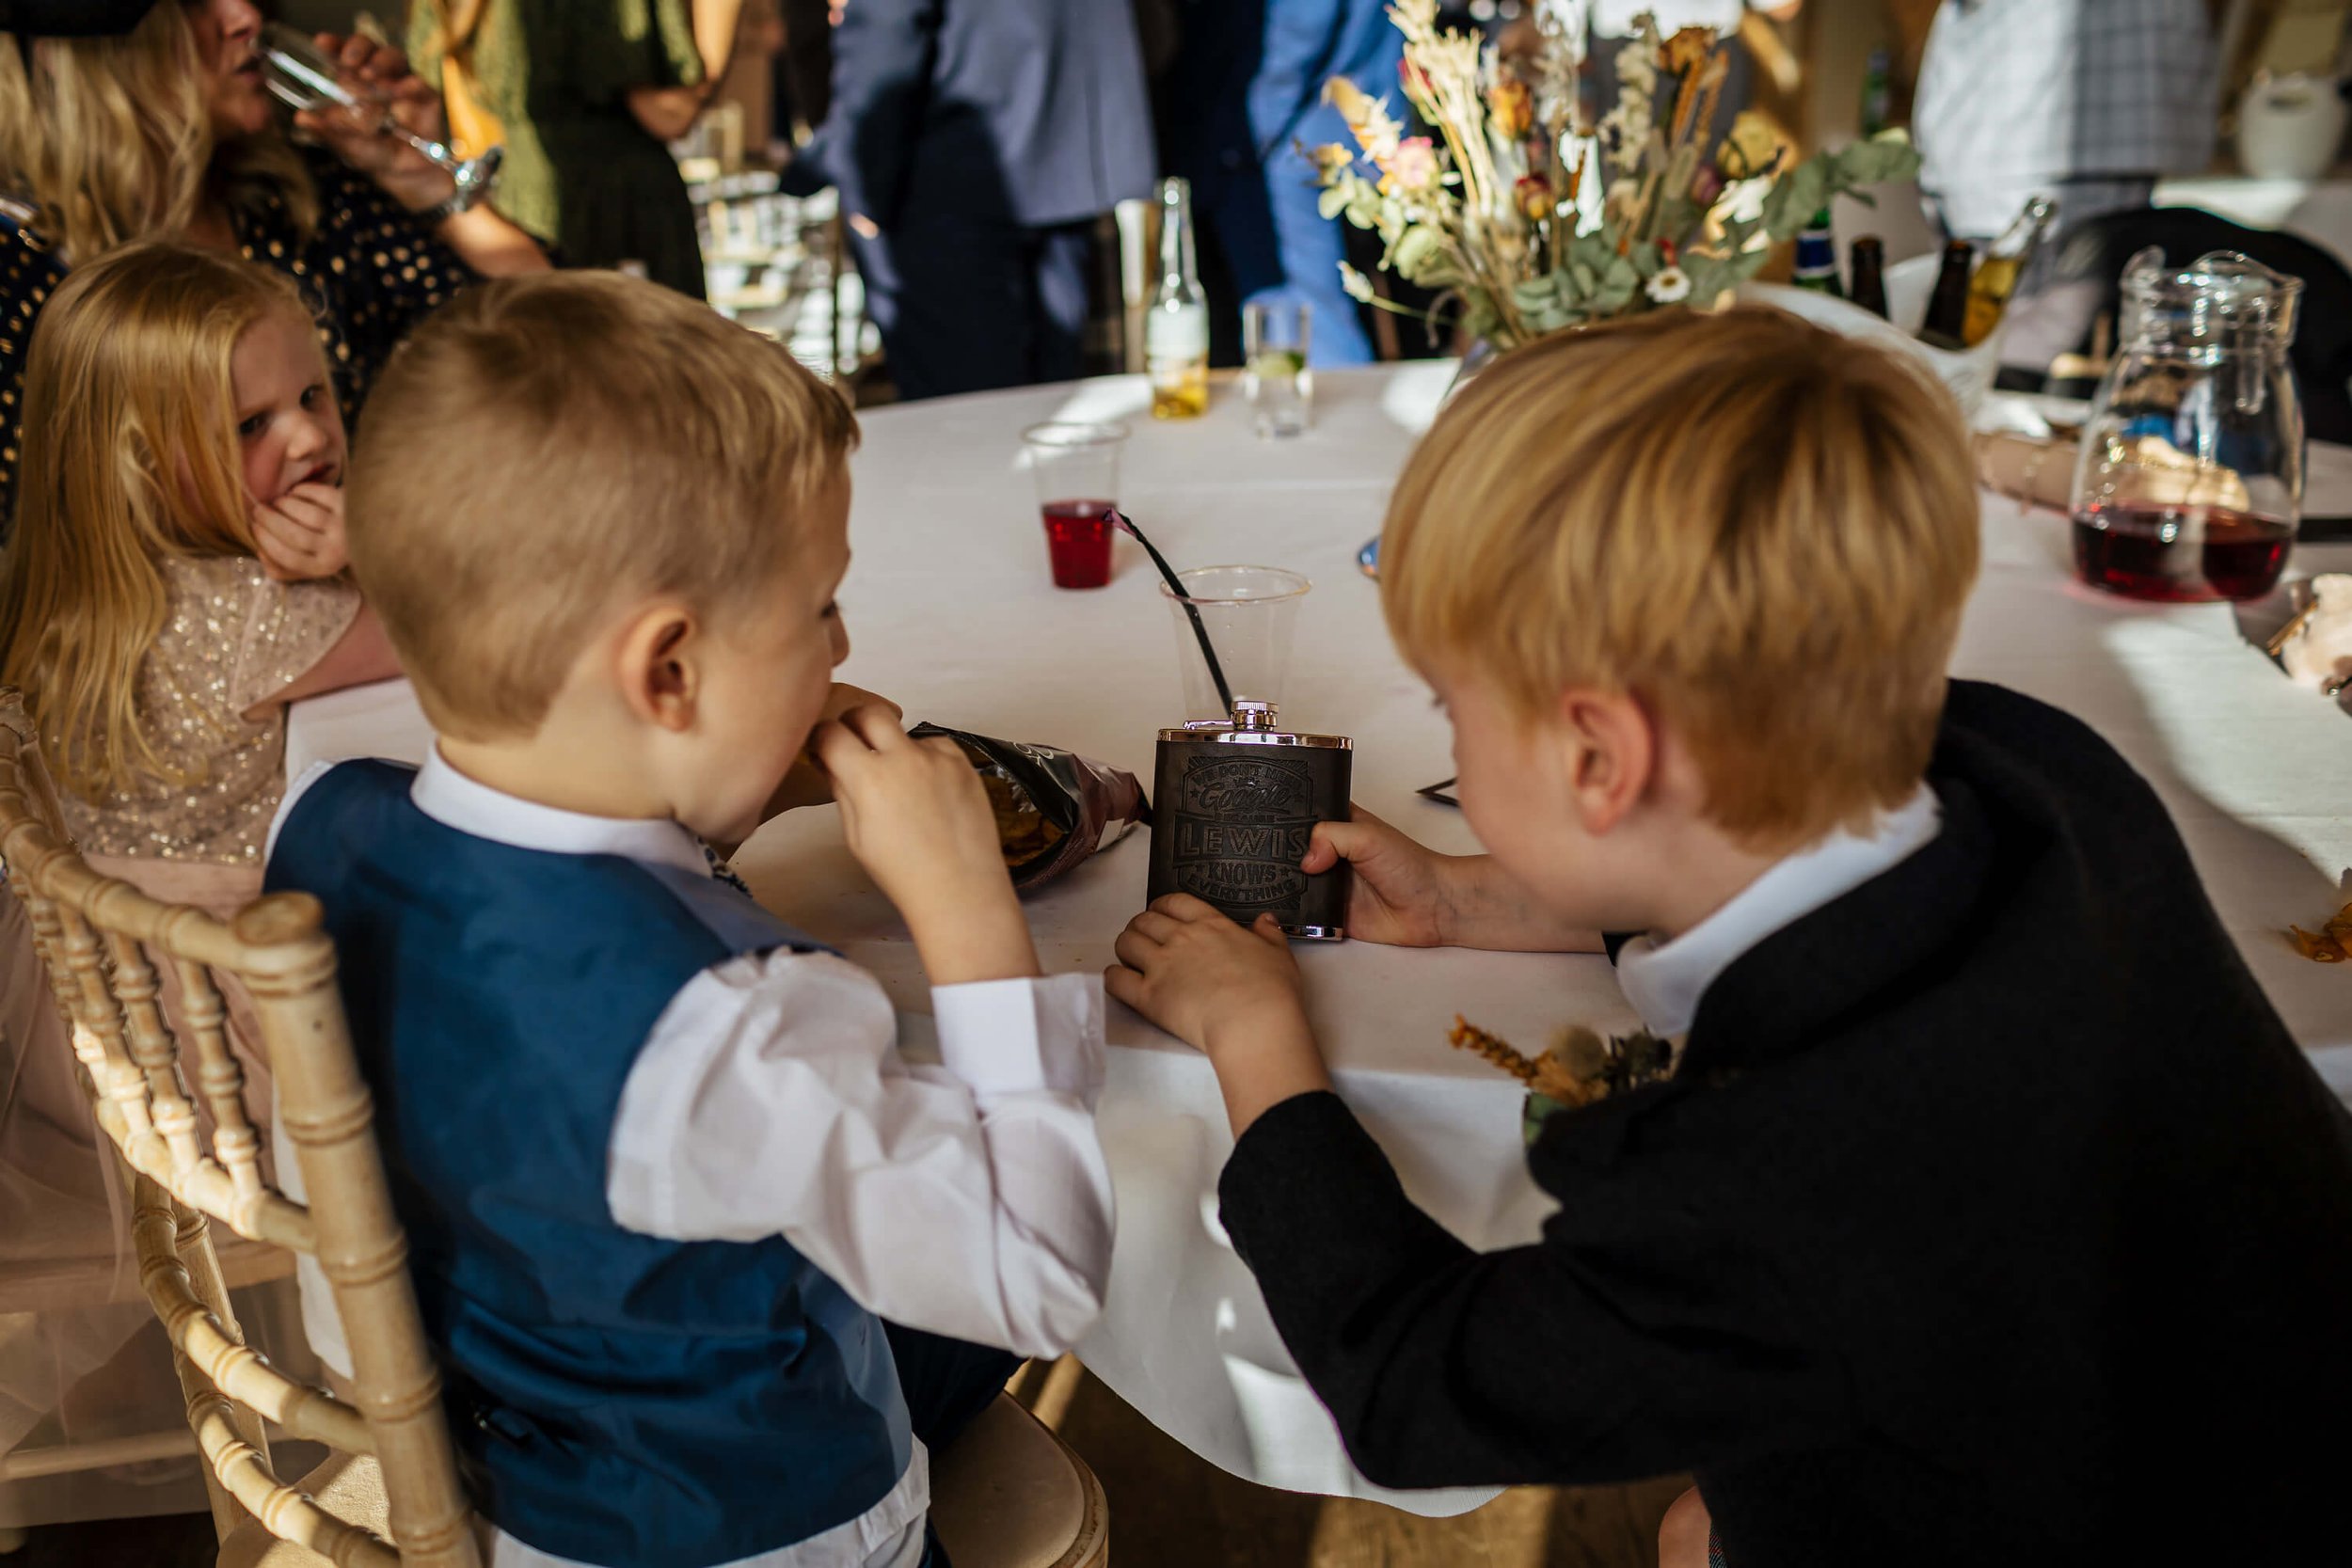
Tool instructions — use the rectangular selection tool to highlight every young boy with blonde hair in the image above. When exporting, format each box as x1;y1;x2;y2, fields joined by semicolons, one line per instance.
266;272;1112;1568
1109;307;2352;1567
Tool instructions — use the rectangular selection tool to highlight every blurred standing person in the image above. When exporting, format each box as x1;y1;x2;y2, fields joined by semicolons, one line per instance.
783;0;1155;398
406;1;745;299
1913;0;2218;245
1158;0;1400;368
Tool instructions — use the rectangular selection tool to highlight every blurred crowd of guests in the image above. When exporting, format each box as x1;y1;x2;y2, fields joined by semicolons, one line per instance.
771;0;2236;403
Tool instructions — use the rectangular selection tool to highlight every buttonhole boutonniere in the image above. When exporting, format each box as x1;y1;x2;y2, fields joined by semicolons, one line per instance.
1448;1015;1678;1145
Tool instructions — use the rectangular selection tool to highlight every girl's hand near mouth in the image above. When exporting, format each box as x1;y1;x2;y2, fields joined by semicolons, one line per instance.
253;481;350;581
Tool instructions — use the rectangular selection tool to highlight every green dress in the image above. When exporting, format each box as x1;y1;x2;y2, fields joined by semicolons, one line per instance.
407;0;709;298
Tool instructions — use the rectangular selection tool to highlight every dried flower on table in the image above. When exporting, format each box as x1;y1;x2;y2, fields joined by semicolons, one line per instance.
2287;900;2352;963
2274;575;2352;698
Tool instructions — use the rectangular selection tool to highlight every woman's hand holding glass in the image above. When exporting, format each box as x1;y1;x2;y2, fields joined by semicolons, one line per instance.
281;32;463;214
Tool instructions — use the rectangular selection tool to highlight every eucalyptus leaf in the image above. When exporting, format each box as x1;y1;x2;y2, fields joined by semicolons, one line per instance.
1393;226;1443;281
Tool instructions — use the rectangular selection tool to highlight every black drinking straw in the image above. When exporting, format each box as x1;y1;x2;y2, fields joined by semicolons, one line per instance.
1114;509;1234;715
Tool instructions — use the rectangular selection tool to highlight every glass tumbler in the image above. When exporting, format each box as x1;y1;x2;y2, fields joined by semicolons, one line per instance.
1159;565;1311;720
1244;301;1313;438
1022;421;1128;589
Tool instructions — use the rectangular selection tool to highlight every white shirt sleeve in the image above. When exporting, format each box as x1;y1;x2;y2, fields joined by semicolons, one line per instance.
606;952;1114;1359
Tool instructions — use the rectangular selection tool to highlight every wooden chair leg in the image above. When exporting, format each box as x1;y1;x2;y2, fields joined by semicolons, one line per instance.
134;1173;264;1544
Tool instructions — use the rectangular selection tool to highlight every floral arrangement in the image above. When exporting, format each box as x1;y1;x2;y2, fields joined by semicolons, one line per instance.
1313;1;1922;350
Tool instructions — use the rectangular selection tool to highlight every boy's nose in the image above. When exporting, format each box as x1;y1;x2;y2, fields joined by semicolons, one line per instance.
829;618;850;667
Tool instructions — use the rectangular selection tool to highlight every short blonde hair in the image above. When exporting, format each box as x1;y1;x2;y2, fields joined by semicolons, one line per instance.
1381;307;1980;847
346;271;857;739
0;242;311;797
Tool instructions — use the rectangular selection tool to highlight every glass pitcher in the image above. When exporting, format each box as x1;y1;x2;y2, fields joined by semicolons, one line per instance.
2068;249;2303;603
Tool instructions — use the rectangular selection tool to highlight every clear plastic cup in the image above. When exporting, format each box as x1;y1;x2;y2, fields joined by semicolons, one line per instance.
1158;565;1311;720
1022;421;1128;589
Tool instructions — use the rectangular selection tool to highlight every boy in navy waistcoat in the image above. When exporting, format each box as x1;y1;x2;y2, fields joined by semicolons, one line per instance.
265;272;1113;1568
1105;308;2352;1566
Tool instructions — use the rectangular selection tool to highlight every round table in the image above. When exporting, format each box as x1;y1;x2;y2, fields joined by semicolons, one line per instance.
286;361;2352;1516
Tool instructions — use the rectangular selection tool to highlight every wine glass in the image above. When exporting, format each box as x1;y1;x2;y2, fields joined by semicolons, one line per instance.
257;24;502;205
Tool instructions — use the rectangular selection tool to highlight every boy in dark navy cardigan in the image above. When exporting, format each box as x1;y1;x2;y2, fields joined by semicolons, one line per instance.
1107;307;2352;1568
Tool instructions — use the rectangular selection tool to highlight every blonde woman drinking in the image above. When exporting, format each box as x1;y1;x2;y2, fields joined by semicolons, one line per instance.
0;0;548;535
0;242;401;1534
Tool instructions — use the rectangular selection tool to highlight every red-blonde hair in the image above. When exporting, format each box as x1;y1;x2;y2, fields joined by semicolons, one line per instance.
1379;306;1981;847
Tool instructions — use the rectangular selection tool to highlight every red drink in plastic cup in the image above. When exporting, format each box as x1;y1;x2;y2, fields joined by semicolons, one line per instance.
1041;500;1115;590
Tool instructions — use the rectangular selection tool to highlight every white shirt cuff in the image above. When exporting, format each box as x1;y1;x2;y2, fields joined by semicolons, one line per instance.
930;973;1104;1103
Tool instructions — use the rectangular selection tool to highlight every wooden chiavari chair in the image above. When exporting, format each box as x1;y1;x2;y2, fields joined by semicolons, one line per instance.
0;687;478;1568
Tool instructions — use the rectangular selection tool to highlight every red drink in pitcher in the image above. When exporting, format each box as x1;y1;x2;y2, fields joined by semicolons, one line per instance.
1041;500;1115;589
2071;502;2293;604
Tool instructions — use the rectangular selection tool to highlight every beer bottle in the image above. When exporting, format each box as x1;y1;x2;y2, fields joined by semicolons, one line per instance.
1849;236;1889;321
1962;196;2057;346
1148;178;1211;420
1920;240;1975;350
1793;208;1842;296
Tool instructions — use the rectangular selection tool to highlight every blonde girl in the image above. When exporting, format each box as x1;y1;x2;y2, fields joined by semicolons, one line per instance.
0;236;396;1528
1;239;400;886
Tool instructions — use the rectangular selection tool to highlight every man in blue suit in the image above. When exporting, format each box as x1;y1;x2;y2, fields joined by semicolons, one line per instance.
1158;0;1402;368
786;0;1158;399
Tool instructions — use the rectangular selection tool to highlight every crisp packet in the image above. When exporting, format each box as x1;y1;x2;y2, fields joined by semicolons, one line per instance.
911;723;1148;889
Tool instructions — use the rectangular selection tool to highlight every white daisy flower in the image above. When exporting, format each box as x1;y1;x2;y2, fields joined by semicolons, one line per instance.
1645;266;1692;305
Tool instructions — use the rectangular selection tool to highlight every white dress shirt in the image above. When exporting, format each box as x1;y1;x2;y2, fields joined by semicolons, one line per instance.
1914;0;2217;241
1614;784;1944;1040
267;752;1116;1568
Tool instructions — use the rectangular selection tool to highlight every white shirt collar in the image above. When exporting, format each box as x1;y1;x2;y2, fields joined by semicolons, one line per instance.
408;746;714;880
1614;784;1944;1040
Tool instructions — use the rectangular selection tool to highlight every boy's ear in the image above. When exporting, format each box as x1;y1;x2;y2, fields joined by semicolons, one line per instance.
615;603;699;733
1556;687;1656;835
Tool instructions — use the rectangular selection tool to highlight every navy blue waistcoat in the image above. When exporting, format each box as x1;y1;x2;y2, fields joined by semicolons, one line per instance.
266;761;912;1568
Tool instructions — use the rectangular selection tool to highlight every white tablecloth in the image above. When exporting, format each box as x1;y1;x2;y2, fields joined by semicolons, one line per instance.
287;363;2352;1516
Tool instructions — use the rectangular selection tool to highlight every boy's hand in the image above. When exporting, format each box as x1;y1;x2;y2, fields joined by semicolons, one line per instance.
1308;805;1606;955
1107;895;1331;1133
814;705;1038;985
767;684;903;816
253;483;350;581
1108;895;1307;1053
1303;805;1454;947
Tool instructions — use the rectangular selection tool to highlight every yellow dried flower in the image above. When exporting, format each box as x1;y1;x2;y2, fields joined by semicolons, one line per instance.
1718;109;1782;182
1489;77;1534;140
